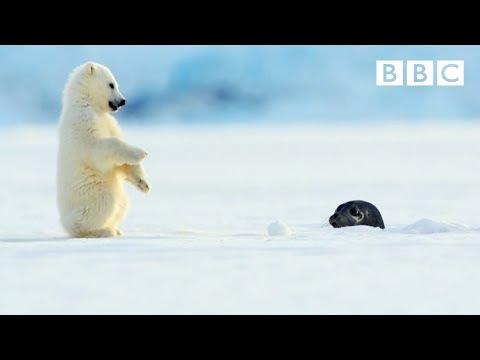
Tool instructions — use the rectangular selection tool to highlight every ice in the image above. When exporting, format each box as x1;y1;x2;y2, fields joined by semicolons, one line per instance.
267;221;292;236
2;122;480;314
399;219;471;234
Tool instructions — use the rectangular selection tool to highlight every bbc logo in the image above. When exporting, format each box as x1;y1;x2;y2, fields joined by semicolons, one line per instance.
376;60;464;86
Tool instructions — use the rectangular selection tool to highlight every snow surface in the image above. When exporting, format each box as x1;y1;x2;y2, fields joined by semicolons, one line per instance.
2;123;480;314
267;221;292;236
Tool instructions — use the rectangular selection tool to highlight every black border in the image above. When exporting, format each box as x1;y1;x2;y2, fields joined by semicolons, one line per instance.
1;30;479;45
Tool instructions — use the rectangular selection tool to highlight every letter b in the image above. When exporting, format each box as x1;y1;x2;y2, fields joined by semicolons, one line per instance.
383;64;397;82
407;61;434;86
414;64;427;82
376;61;403;86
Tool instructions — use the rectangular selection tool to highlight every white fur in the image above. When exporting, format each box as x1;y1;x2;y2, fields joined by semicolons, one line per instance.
57;62;150;238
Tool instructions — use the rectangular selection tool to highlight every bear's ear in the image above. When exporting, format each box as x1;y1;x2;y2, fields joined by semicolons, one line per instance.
86;62;95;76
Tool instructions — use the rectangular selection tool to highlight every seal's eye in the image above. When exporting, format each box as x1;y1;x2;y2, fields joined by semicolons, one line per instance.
109;83;114;89
350;208;360;217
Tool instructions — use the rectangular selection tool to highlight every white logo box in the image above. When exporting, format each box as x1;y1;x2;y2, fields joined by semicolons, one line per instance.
376;60;464;86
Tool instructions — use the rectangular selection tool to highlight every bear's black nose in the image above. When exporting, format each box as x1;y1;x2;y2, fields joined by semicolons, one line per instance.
118;99;126;107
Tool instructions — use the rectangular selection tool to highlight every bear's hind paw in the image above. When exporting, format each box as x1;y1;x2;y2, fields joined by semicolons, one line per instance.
81;228;117;238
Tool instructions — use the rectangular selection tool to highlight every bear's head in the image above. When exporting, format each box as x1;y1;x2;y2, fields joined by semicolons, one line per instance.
63;61;126;113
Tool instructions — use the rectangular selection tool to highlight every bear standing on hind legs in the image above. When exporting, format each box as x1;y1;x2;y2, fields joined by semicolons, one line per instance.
57;62;150;238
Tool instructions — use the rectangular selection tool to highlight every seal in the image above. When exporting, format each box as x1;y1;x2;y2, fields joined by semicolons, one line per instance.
329;200;385;229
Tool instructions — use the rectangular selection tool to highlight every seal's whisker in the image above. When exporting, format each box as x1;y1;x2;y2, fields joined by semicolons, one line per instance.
322;219;330;228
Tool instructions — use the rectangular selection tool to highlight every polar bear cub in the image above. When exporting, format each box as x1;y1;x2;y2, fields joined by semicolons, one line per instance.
57;61;150;238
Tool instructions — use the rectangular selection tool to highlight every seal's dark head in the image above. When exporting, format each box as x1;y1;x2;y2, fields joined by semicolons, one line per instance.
329;200;385;229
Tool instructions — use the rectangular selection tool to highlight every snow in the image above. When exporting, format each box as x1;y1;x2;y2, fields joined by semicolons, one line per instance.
399;218;471;234
267;221;292;236
2;122;480;314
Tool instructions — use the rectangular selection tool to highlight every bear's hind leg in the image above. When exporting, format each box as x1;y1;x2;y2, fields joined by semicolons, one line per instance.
82;228;117;238
62;211;117;238
61;192;119;238
107;194;128;237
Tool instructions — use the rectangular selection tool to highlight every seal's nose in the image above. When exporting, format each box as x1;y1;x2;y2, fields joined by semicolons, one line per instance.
118;98;126;107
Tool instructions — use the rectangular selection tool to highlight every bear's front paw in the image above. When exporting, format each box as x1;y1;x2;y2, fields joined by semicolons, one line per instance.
136;177;151;193
126;147;148;164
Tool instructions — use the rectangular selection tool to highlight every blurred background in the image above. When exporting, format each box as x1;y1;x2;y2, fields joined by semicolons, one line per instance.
0;45;478;126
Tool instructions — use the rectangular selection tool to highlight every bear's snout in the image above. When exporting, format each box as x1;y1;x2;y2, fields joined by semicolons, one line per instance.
108;98;126;112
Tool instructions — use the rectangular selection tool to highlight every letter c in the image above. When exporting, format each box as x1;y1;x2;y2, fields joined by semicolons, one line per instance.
441;64;459;83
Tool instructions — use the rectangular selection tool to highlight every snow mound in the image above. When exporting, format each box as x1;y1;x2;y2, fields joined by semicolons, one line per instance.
400;219;470;234
267;221;292;236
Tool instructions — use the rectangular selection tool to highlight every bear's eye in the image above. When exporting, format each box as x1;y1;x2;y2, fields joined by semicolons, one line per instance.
109;83;114;89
